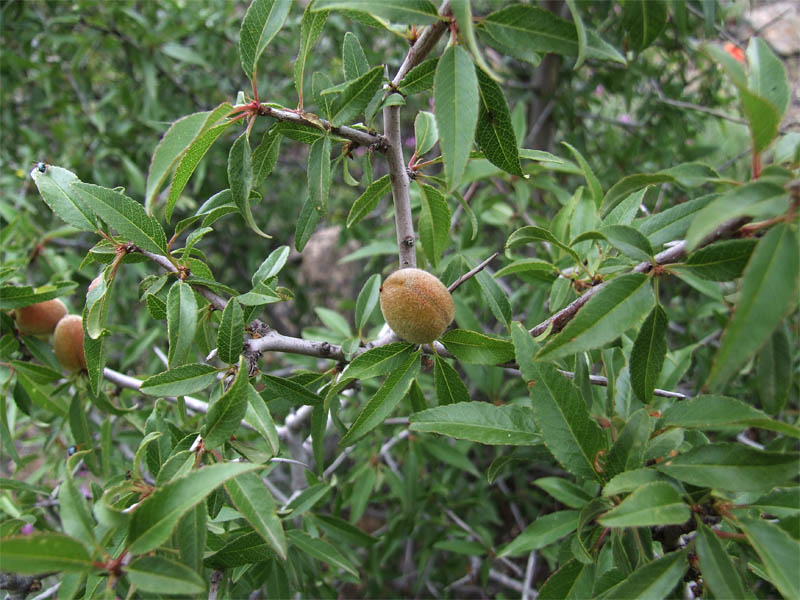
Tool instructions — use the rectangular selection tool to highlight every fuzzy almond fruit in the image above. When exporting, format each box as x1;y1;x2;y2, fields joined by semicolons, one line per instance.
53;315;87;372
15;299;67;335
379;268;454;345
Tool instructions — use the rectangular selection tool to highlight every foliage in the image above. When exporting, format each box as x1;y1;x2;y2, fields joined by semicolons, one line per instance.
1;0;798;598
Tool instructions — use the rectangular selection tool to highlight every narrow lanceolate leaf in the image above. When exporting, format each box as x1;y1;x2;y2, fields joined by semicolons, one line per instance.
598;482;690;528
229;131;270;238
202;356;249;449
252;127;282;187
597;549;687;600
656;443;799;492
329;65;384;127
128;462;259;555
167;281;197;367
340;350;420;446
262;374;323;406
414;111;438;156
440;329;515;365
474;264;512;328
695;522;749;600
295;195;319;252
141;364;219;397
537;274;654;361
225;471;287;560
434;45;479;190
286;530;359;578
355;273;381;336
538;559;595;600
452;0;498;83
307;136;331;217
397;57;438;95
673;239;757;281
31;166;96;231
410;401;539;445
347;174;390;227
622;0;668;51
176;504;206;573
561;142;601;208
475;67;522;176
342;343;415;380
239;0;292;81
71;183;167;254
0;281;77;310
530;362;607;481
416;182;451;267
738;517;800;600
506;225;582;266
707;225;799;390
498;511;579;557
126;556;206;595
58;470;95;547
659;395;800;439
636;193;716;247
311;0;439;25
600;173;673;218
604;409;652;479
0;533;93;574
217;298;244;365
756;326;792;415
244;383;280;456
630;305;668;403
747;37;790;117
294;5;328;108
432;354;470;406
342;32;369;80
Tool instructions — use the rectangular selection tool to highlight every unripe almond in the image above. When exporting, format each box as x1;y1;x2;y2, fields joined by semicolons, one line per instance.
53;315;86;372
15;299;67;335
379;268;454;344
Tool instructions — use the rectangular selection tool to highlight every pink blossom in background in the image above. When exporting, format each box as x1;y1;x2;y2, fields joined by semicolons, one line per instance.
404;137;416;148
619;114;633;124
594;84;605;96
21;523;35;535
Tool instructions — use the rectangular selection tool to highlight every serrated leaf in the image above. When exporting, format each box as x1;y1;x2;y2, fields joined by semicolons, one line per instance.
225;471;287;560
756;326;792;415
141;364;220;397
410;401;540;445
252;246;290;285
293;5;328;108
498;511;579;557
329;65;384;127
311;0;439;25
286;529;359;578
474;67;521;176
432;354;470;406
672;239;757;281
0;281;77;310
0;533;93;574
229;131;271;238
599;482;689;527
597;549;687;600
707;225;799;390
340;350;420;446
294;194;320;252
71;183;167;254
239;0;292;82
262;374;323;406
244;383;280;456
202;356;249;449
537;273;654;361
355;273;381;336
695;522;749;600
31;166;96;231
414;110;438;156
397;57;438;95
217;298;244;365
128;462;259;555
440;329;515;365
167;281;197;367
342;343;415;380
530;362;606;481
126;556;206;595
347;174;390;227
307;135;331;216
630;305;667;403
416;182;450;267
252;127;282;187
506;225;583;266
342;31;369;80
434;45;479;190
738;517;800;600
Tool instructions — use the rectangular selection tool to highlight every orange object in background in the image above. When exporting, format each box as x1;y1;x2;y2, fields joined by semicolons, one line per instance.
723;42;745;63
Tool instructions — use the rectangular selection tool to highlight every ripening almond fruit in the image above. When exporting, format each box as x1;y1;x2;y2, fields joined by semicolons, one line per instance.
15;299;67;335
53;315;86;372
379;268;454;344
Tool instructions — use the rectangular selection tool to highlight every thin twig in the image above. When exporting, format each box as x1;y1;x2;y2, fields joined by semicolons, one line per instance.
488;569;537;598
448;252;499;292
444;508;523;577
522;551;537;600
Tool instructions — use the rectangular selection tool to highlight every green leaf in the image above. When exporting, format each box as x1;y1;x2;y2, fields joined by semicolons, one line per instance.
294;194;320;252
410;401;539;445
262;374;323;406
252;127;282;187
534;477;593;509
225;471;287;560
741;80;782;156
167;281;197;367
561;142;601;207
58;469;95;547
329;65;384;127
311;0;439;25
756;326;792;415
286;529;359;578
397;57;438;95
672;239;757;281
599;482;689;527
432;354;470;406
506;225;582;267
414;110;438;156
565;0;587;70
494;258;558;279
307;135;332;219
293;5;328;108
738;517;800;600
695;522;749;600
659;395;800;439
483;5;624;64
530;362;606;481
573;225;654;262
244;383;280;456
630;305;668;403
342;31;369;80
229;131;271;239
601;174;672;218
451;0;498;83
0;533;93;574
440;329;515;365
434;45;479;190
636;193;716;247
252;246;290;286
656;443;799;492
347;174;390;227
473;263;512;328
622;0;668;51
218;298;244;365
416;182;451;267
707;225;799;390
355;273;381;336
71;183;167;254
605;409;653;479
539;559;595;599
126;556;206;595
284;481;332;517
340;350;420;446
0;281;77;310
202;356;249;449
537;274;654;361
31;166;96;231
597;549;687;600
498;511;579;557
342;343;415;380
239;0;292;82
475;67;522;176
128;462;259;555
747;37;790;118
603;469;663;497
